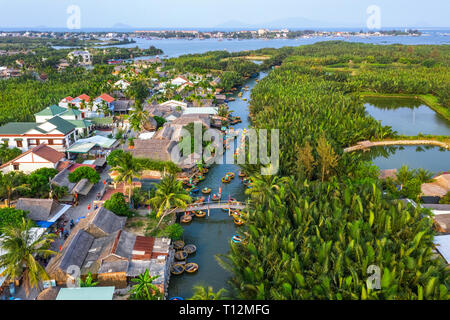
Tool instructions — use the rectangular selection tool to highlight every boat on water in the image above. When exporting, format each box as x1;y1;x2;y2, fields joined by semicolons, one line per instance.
175;250;188;261
184;244;197;255
238;171;246;177
196;175;205;181
201;187;211;194
222;176;231;183
194;210;206;218
243;98;247;101
226;172;235;179
234;218;245;226
185;262;199;273
171;264;185;275
170;297;184;300
200;168;209;174
212;193;221;201
180;214;192;224
190;187;200;193
173;240;185;250
232;234;246;243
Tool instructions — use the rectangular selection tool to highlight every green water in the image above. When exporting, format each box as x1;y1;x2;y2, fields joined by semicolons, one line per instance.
167;72;268;299
364;97;450;136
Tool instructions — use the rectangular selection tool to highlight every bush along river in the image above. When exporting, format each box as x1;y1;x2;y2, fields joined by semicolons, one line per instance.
362;96;450;174
167;71;268;299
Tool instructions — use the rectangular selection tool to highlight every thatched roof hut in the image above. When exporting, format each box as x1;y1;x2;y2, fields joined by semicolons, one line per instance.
15;198;65;222
36;287;61;300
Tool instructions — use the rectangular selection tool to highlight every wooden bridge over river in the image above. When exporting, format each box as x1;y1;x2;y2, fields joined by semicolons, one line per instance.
175;201;246;216
344;139;450;153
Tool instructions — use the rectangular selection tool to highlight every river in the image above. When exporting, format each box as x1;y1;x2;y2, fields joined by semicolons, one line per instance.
54;32;450;58
167;71;268;299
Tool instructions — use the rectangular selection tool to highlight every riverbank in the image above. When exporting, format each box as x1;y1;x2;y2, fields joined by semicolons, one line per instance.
360;91;450;121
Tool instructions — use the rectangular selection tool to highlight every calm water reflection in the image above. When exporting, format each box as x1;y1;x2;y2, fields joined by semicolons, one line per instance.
364;97;450;136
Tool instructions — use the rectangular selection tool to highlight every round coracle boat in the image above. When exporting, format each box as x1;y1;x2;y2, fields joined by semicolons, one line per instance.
234;218;244;226
173;240;185;250
171;264;185;275
222;176;231;183
185;262;199;273
200;168;209;174
184;244;197;255
194;210;206;218
238;171;246;178
180;214;192;224
175;250;188;261
226;172;235;179
202;188;211;194
212;194;221;201
232;234;246;243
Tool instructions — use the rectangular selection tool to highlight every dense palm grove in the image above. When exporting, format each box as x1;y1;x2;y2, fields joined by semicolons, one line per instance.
221;42;450;299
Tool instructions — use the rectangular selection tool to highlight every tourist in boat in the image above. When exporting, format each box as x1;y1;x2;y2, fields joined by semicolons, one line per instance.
212;193;221;201
222;175;231;183
195;210;206;218
226;172;235;179
202;187;211;194
181;214;192;223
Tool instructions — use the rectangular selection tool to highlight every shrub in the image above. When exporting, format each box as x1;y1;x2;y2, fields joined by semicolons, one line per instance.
106;149;124;167
440;191;450;204
103;192;133;217
0;208;28;234
68;166;100;184
163;223;184;240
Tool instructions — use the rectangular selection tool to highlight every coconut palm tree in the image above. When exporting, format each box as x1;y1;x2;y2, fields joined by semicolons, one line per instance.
129;100;150;133
189;286;229;300
110;152;142;203
0;171;28;207
128;269;162;300
148;174;191;231
0;218;56;296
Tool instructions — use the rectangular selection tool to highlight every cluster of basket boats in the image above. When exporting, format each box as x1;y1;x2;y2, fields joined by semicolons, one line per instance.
170;240;198;275
183;169;253;202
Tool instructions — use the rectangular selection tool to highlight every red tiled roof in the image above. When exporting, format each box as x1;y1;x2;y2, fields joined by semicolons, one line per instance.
32;144;65;163
64;96;74;102
0;144;64;169
98;93;115;103
77;94;90;102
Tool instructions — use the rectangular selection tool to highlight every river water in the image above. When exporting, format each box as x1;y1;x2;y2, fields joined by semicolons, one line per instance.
167;72;267;298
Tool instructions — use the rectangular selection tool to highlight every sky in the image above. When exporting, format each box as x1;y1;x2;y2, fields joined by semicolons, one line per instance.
0;0;449;29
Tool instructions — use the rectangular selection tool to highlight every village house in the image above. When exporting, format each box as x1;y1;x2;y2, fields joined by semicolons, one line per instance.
0;116;77;152
70;94;91;110
68;50;92;65
84;93;116;118
170;76;190;86
51;163;97;198
0;144;65;174
111;100;134;115
45;207;173;293
15;198;71;228
114;79;130;90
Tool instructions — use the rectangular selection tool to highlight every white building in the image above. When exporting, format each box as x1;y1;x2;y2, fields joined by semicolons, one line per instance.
68;50;92;65
0;144;65;174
